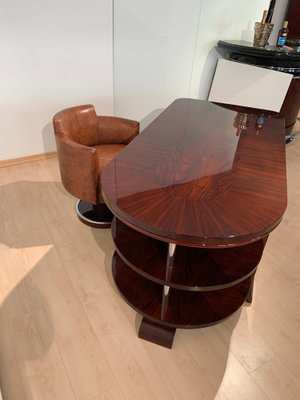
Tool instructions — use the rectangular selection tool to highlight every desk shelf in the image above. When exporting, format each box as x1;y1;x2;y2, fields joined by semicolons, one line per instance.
112;253;252;329
112;217;261;344
112;218;264;291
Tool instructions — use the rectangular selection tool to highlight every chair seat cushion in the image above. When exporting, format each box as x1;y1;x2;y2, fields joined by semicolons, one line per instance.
93;144;126;171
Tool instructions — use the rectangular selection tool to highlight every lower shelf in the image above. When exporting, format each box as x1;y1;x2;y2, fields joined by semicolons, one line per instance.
112;252;252;329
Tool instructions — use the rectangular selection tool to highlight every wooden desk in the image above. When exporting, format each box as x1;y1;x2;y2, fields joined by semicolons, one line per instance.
101;98;287;348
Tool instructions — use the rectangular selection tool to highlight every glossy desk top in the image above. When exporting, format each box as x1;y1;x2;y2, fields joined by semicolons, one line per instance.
101;99;287;247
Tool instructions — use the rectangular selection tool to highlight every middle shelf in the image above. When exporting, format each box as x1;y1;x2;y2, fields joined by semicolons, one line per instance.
113;252;252;328
112;218;265;291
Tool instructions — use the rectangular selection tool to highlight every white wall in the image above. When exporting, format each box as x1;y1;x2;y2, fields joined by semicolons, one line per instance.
114;0;202;123
190;0;272;99
1;0;290;161
0;0;113;161
114;0;272;123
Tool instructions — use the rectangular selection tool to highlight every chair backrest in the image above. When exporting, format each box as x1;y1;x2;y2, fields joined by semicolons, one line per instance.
53;104;99;146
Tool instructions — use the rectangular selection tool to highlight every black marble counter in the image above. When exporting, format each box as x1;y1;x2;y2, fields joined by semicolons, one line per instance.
218;40;300;72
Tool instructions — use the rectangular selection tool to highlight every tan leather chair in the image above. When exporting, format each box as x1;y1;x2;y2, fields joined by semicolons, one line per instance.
53;104;139;228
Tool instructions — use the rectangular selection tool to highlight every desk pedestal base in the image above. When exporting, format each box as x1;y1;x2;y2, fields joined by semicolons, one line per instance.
138;318;176;349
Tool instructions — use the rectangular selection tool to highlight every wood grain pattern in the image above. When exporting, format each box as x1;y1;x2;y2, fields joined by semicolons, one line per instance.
103;99;287;347
112;218;266;291
112;253;252;329
102;99;287;248
0;137;299;399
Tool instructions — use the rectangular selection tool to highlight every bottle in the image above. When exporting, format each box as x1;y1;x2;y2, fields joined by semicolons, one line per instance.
255;115;265;135
234;113;249;136
276;21;289;47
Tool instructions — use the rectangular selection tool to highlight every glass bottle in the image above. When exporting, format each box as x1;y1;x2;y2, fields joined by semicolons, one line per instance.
276;21;289;47
255;115;265;135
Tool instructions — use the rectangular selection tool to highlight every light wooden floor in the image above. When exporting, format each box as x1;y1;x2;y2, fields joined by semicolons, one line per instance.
0;131;300;400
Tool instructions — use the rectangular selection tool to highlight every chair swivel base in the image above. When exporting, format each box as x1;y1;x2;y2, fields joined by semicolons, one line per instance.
75;200;113;229
285;130;300;144
286;118;300;144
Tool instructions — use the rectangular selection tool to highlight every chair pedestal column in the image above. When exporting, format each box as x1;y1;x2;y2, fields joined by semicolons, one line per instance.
75;200;113;228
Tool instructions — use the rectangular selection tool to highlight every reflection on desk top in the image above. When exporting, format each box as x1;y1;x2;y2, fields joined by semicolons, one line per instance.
218;40;300;59
101;99;287;248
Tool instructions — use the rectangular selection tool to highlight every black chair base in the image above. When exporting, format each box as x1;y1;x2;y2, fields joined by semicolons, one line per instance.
286;120;300;144
75;200;113;229
286;131;300;144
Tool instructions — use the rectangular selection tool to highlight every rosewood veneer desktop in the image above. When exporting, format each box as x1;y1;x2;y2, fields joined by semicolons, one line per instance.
101;98;287;348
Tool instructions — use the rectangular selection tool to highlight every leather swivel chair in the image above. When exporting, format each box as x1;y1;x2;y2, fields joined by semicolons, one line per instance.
53;104;139;228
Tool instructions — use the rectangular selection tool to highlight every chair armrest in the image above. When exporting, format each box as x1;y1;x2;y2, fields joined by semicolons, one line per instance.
55;133;100;204
97;116;139;144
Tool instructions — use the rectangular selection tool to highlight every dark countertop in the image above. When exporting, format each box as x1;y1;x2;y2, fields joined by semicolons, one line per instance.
218;40;300;60
217;40;300;72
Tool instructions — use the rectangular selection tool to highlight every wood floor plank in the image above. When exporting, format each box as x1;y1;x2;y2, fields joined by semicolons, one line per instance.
10;307;76;400
251;356;300;400
0;310;26;400
143;338;218;400
213;353;270;400
63;253;174;400
0;188;23;250
178;323;235;389
224;309;275;373
0;247;43;318
91;385;127;400
28;249;117;400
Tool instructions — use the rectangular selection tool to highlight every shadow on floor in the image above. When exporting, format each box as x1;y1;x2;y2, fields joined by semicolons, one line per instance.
0;179;244;399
